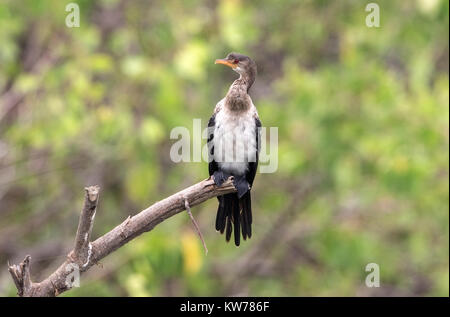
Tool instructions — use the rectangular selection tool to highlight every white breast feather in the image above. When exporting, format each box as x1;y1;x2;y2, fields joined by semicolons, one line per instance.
213;108;257;175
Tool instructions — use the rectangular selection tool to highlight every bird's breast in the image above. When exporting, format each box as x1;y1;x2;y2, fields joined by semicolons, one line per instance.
213;109;257;175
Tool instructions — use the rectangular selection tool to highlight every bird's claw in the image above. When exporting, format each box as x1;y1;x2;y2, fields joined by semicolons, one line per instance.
213;171;230;187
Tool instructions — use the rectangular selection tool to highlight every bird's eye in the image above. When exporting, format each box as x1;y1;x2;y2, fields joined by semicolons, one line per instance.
233;59;239;64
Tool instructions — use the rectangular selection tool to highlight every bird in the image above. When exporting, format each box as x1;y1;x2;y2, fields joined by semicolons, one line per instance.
207;52;261;246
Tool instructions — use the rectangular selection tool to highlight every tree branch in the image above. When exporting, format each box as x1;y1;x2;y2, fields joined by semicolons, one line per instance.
184;198;208;255
7;176;236;297
72;186;100;268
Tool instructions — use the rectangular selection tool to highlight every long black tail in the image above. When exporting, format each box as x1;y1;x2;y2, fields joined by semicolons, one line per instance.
215;191;252;246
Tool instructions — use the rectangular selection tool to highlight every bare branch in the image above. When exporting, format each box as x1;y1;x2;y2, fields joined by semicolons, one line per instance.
185;198;208;255
7;177;235;297
7;255;32;296
72;186;100;268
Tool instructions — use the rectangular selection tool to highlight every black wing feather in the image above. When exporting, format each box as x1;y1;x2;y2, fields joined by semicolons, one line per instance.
246;117;261;186
207;113;218;176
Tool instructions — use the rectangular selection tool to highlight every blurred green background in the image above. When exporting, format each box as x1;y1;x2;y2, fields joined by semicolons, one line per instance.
0;0;448;297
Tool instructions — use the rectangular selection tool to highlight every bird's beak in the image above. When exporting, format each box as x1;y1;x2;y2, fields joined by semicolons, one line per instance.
215;58;237;69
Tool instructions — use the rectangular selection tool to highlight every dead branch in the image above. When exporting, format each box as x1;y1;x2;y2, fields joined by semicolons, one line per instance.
184;198;208;255
7;177;236;297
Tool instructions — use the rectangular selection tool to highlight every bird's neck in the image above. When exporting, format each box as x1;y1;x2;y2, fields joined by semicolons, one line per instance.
237;71;255;93
225;73;254;112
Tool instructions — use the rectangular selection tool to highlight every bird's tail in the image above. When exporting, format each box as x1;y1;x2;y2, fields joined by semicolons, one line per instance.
215;191;252;246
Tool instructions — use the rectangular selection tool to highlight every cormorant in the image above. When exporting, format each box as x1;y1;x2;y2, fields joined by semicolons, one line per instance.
208;52;261;246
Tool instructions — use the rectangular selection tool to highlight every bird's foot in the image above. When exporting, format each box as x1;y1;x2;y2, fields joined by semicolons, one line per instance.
213;171;231;187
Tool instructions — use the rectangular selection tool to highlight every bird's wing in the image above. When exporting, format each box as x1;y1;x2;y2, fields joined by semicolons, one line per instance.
246;115;261;187
207;113;218;176
208;99;225;176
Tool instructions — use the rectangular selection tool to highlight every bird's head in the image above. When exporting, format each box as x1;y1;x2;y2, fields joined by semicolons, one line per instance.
215;53;257;87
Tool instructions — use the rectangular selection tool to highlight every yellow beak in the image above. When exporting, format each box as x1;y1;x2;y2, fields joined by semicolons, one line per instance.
215;58;237;68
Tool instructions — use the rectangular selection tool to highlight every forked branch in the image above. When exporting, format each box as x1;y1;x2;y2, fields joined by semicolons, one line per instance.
7;177;236;297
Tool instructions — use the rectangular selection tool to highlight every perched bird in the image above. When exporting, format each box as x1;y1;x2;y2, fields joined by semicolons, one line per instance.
207;53;261;246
